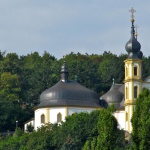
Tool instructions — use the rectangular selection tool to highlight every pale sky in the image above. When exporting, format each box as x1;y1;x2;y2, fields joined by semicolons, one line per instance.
0;0;149;59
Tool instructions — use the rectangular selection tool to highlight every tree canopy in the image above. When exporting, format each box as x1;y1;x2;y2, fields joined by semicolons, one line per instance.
131;88;150;150
0;50;149;132
0;109;127;150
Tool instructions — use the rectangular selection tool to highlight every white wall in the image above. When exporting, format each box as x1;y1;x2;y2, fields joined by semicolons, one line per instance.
49;107;66;124
34;107;98;130
34;107;67;130
34;108;47;130
113;110;125;130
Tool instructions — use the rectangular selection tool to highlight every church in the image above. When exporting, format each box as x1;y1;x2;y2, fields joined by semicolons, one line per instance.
24;8;150;133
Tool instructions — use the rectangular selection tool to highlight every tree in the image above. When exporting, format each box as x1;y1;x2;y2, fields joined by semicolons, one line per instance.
96;106;124;150
52;111;100;149
0;53;21;74
131;88;150;150
0;72;21;131
98;52;126;93
142;56;150;79
82;106;125;150
19;51;58;104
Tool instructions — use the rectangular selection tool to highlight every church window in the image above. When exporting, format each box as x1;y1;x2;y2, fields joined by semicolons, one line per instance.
134;86;138;99
57;113;62;123
126;67;128;77
41;114;45;123
134;66;137;76
126;87;128;99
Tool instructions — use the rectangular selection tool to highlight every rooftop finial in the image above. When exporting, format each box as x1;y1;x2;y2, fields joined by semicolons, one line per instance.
129;7;136;22
61;60;68;82
135;24;139;39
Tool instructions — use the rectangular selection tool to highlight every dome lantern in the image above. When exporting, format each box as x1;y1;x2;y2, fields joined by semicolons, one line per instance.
61;61;68;82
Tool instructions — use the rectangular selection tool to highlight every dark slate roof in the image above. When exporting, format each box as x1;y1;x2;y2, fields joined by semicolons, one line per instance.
100;84;124;109
37;61;103;108
38;81;102;108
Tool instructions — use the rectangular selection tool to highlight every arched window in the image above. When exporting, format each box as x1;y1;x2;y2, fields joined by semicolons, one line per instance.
41;114;45;123
57;113;62;123
126;87;128;99
126;67;128;77
134;66;137;76
134;86;138;99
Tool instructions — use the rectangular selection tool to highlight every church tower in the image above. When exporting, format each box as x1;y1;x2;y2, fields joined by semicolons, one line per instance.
124;7;143;132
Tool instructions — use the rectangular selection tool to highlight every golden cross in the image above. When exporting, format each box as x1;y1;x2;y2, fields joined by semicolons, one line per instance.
129;7;136;20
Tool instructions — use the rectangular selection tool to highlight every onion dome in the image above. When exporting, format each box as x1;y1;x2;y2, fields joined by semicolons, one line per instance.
38;61;102;108
125;8;143;59
100;84;124;108
137;51;143;59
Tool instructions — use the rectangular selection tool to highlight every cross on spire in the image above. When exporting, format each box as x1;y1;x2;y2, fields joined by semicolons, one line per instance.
129;7;136;21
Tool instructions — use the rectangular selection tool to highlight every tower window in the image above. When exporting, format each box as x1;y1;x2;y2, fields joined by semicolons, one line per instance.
134;86;138;99
57;113;62;123
134;66;137;76
126;67;128;76
41;114;45;123
126;87;128;99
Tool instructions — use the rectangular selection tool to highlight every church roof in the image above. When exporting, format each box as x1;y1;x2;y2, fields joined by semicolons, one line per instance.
100;84;124;109
37;61;102;108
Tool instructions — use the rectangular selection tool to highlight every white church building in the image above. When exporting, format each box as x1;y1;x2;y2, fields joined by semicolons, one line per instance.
24;8;150;133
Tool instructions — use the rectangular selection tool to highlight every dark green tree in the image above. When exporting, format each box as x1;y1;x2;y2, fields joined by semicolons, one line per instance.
142;56;150;79
131;88;150;150
0;72;21;131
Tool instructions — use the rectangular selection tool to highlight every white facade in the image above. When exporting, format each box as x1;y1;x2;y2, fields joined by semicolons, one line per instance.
113;110;125;130
33;106;98;130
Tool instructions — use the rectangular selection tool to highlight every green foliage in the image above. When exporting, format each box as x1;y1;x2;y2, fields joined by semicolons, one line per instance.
142;56;150;79
98;52;127;93
13;128;24;138
50;111;100;149
82;140;91;150
82;107;125;150
61;135;77;150
131;88;150;150
0;72;22;131
96;108;124;150
0;109;130;150
0;50;149;136
26;123;34;133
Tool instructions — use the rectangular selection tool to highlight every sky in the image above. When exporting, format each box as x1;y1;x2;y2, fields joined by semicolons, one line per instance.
0;0;149;59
